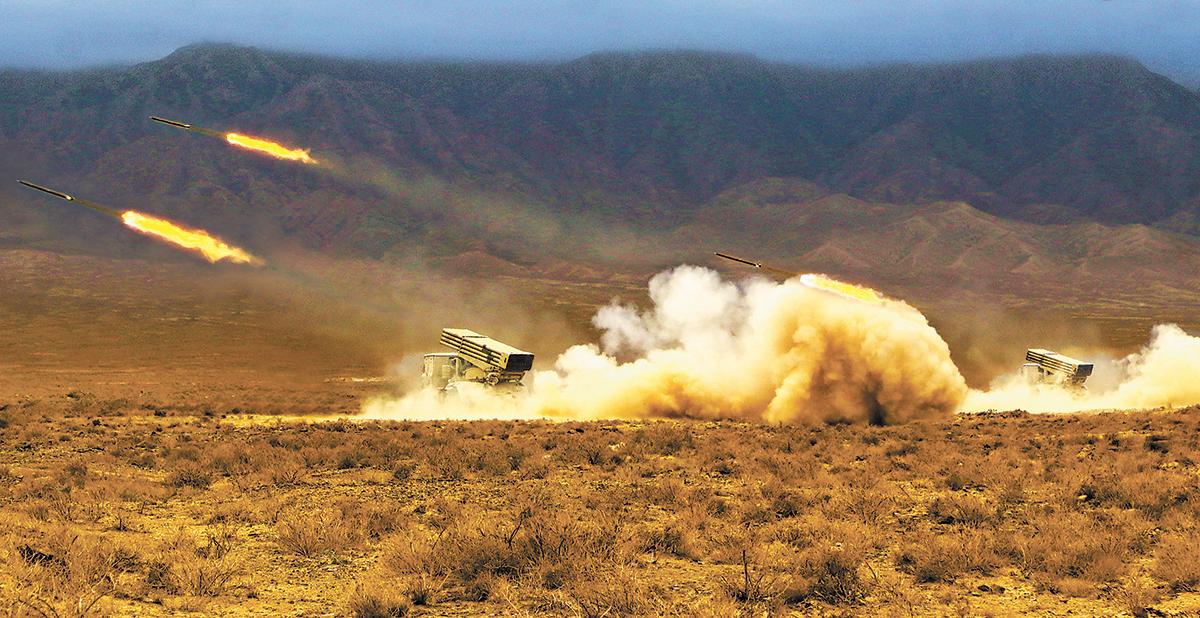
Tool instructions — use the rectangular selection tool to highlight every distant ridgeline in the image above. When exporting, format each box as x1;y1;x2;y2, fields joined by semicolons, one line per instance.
2;44;1200;262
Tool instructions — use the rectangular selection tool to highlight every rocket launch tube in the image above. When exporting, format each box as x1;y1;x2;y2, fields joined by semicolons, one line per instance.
17;180;122;218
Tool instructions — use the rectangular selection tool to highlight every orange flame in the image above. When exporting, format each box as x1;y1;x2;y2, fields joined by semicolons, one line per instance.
800;273;887;304
225;132;317;164
121;211;263;265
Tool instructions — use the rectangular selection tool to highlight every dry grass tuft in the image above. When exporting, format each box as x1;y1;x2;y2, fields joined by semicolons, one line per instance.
347;581;411;617
784;542;871;605
1153;530;1200;591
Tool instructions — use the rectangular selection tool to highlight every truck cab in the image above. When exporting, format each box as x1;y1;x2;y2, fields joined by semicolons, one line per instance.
422;353;490;389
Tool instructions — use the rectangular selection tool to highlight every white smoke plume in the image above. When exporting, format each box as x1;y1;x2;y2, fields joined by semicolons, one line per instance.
362;266;968;424
963;323;1200;413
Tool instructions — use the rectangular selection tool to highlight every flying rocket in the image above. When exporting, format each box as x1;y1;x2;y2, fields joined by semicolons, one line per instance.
17;180;121;218
714;251;798;277
17;179;263;265
149;116;223;138
149;115;317;163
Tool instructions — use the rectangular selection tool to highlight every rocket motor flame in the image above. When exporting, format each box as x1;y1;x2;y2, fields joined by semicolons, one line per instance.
149;117;318;165
712;252;887;303
18;179;263;266
799;273;888;304
225;133;317;164
121;211;263;265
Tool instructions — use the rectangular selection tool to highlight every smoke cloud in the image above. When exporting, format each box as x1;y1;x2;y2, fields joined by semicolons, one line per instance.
362;265;968;424
962;323;1200;413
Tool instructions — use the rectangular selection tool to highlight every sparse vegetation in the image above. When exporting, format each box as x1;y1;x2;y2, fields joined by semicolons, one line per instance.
1;398;1199;614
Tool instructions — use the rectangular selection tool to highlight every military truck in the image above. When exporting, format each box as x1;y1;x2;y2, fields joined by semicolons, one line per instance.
422;328;534;394
1021;348;1094;388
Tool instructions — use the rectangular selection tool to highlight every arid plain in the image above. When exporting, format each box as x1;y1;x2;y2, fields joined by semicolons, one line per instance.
3;247;1200;617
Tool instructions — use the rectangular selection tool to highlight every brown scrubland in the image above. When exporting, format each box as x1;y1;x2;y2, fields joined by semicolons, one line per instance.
2;394;1199;616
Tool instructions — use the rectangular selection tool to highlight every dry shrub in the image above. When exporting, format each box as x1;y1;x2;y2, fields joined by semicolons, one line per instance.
5;528;138;616
632;423;696;457
164;463;213;489
276;508;359;557
468;442;529;476
143;528;245;598
701;447;741;478
569;565;661;617
553;430;619;467
105;476;170;504
784;542;870;605
197;522;237;560
391;460;417;482
426;445;468;480
1153;530;1200;591
997;476;1027;509
720;547;782;606
928;494;994;528
1068;463;1194;520
161;553;242;597
1002;512;1133;583
268;456;308;487
1049;576;1097;598
403;572;445;606
770;489;807;519
204;442;254;478
520;458;551;480
62;460;88;487
644;477;687;507
6;394;1200;616
385;501;632;603
46;489;82;523
895;531;996;583
766;519;813;550
333;499;409;541
1117;577;1163;618
347;579;411;617
839;482;895;526
206;498;255;525
636;492;713;560
637;516;704;561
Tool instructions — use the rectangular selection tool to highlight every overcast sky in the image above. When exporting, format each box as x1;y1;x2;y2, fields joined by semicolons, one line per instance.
1;1;1197;83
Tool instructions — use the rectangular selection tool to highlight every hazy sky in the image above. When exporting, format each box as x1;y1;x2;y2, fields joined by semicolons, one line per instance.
1;1;1197;82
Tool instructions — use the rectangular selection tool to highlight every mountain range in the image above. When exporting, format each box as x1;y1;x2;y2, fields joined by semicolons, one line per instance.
2;44;1200;296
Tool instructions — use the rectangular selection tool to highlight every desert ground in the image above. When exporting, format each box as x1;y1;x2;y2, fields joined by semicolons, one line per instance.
3;392;1200;617
2;249;1200;617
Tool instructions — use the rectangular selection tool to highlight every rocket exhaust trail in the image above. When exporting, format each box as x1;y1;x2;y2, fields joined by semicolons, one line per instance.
715;251;887;303
17;180;122;218
149;115;317;163
17;179;262;265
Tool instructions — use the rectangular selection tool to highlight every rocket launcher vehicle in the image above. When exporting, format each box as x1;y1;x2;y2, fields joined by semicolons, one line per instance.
1023;348;1094;387
422;328;534;392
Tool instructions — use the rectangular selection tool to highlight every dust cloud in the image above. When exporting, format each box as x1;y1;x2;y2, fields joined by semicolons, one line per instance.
962;323;1200;413
362;265;968;424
